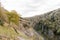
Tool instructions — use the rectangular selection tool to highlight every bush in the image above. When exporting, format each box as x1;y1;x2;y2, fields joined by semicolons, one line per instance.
0;19;4;26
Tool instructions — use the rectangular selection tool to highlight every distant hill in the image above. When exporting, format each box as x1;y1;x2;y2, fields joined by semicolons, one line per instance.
24;8;60;40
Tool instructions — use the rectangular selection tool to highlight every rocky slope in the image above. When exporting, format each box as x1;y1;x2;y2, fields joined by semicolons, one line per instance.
24;8;60;40
0;6;43;40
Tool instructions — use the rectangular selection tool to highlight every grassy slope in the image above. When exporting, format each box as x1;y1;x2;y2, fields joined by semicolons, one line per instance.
0;25;30;40
0;7;29;40
0;7;43;40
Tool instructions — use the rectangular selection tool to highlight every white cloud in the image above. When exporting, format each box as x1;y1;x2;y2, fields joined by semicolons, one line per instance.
1;0;60;17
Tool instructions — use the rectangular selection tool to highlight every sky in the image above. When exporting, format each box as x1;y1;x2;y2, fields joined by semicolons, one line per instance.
1;0;60;17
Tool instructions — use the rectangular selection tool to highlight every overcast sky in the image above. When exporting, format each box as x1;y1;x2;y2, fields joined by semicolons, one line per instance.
1;0;60;17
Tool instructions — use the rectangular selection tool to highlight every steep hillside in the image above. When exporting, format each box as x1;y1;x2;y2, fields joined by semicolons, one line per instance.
0;7;43;40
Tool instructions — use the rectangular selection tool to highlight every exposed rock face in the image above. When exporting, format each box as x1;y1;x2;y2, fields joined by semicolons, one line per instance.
24;8;60;40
